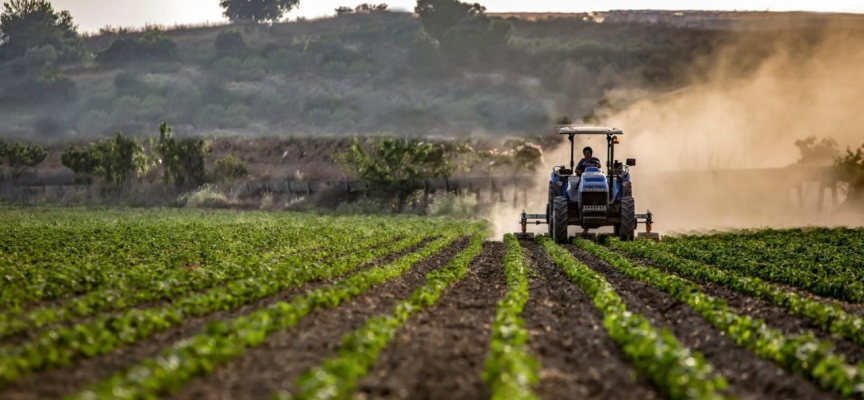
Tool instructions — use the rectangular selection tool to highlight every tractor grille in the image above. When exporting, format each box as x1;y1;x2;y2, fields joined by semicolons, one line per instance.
581;192;607;206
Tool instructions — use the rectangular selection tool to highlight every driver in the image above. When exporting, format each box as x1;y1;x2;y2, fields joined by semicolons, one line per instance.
576;146;601;175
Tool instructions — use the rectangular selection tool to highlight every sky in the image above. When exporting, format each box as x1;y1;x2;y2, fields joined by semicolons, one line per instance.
49;0;864;33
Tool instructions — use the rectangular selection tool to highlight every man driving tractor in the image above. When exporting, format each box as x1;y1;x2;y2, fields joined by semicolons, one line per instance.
576;146;602;174
551;146;602;197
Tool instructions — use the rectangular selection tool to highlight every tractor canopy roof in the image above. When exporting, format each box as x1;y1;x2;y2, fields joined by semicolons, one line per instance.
557;126;623;135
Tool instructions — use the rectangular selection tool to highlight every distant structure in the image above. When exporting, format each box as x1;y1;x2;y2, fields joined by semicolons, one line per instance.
490;10;864;31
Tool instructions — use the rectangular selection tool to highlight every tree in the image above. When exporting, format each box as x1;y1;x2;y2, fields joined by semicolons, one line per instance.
414;0;511;66
0;0;81;61
95;28;176;65
60;133;147;187
154;122;208;190
0;141;48;184
215;31;247;58
836;144;864;205
415;0;485;43
60;145;100;184
354;3;388;13
219;0;300;23
796;136;839;166
335;137;463;210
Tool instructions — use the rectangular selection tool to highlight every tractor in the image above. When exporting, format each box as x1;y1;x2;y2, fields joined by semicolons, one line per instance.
517;126;659;243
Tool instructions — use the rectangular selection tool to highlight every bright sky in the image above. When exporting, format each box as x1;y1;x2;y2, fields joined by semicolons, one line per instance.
49;0;864;33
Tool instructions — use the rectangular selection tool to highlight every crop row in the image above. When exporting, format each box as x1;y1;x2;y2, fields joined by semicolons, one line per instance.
71;228;484;399
0;213;386;311
609;238;864;348
663;230;864;303
577;239;864;397
0;223;467;388
291;232;486;400
481;234;538;400
0;229;405;340
538;237;728;400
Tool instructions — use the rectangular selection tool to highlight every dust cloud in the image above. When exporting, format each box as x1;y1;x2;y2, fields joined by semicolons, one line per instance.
488;25;864;237
606;27;864;232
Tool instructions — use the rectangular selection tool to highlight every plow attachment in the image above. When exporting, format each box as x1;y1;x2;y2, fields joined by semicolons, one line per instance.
515;210;661;241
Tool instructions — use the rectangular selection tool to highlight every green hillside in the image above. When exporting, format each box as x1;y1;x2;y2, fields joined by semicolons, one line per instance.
0;6;730;140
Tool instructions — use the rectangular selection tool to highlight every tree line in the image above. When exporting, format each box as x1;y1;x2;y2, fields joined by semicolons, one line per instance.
0;123;248;193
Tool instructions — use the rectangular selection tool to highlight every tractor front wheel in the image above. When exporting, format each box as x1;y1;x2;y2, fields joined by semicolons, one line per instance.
553;196;569;244
619;196;636;241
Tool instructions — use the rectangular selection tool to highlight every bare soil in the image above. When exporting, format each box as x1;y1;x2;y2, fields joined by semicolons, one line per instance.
564;245;840;400
354;242;504;400
167;238;469;400
520;242;660;400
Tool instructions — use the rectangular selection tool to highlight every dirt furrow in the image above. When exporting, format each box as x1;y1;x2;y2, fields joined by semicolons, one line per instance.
564;245;839;400
622;253;864;365
166;238;469;400
354;242;504;400
520;242;659;400
0;239;433;400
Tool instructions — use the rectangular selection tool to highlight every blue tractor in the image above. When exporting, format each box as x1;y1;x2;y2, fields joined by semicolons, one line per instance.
517;126;658;243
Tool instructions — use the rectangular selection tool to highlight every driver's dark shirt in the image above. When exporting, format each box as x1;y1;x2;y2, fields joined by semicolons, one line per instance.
576;157;601;173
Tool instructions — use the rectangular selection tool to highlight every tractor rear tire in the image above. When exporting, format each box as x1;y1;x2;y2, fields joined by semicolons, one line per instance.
553;196;569;244
619;196;636;241
546;202;553;236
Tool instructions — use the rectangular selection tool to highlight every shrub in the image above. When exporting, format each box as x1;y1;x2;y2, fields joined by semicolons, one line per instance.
96;29;177;65
427;192;477;218
21;44;58;70
214;56;266;81
335;197;391;215
215;31;247;58
178;184;230;208
2;71;76;104
213;154;248;181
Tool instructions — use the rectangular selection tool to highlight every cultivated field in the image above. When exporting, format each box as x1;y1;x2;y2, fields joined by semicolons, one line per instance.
1;208;864;399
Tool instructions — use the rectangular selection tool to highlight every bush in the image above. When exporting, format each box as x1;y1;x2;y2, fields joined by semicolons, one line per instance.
114;71;147;96
178;184;230;208
213;154;248;181
96;29;177;65
21;45;58;70
214;56;266;81
215;31;247;59
427;192;477;218
335;197;391;215
2;71;76;104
